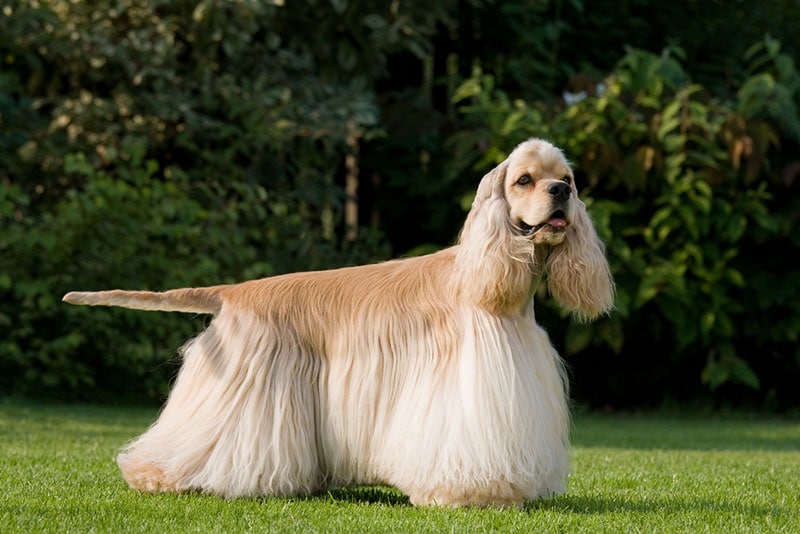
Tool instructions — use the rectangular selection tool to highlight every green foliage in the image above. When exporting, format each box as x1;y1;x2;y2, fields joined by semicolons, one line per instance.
2;141;392;399
1;0;407;399
739;36;800;142
450;43;800;402
1;1;799;408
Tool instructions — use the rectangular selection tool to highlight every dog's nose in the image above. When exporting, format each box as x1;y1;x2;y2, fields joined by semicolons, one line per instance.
548;181;571;202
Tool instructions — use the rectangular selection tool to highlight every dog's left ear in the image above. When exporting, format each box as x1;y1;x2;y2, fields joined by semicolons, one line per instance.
460;160;509;239
546;196;615;321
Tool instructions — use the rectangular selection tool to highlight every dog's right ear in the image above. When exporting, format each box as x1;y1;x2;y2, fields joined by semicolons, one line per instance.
473;160;509;205
460;160;509;239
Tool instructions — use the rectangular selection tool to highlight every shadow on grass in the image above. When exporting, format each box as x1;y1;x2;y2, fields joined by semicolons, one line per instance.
527;493;792;520
312;486;411;506
293;487;794;523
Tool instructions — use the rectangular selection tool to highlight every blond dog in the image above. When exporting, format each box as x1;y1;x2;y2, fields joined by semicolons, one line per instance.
64;138;614;507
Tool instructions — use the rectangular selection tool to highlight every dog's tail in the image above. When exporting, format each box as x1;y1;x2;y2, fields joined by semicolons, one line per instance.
62;287;223;314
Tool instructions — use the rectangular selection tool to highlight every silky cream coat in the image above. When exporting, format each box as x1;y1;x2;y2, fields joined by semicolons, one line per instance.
64;138;614;507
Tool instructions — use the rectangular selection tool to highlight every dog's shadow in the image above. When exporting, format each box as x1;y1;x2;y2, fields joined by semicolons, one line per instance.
527;493;790;520
313;490;785;519
312;486;411;506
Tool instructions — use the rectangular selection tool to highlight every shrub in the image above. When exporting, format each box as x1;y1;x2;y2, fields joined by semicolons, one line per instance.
2;1;798;408
450;42;800;408
0;0;406;400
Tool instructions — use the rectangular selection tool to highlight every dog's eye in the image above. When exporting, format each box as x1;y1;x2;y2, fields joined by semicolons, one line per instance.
561;175;572;184
516;175;533;186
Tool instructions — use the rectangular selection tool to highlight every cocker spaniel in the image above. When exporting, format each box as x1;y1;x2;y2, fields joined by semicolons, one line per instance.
64;138;614;507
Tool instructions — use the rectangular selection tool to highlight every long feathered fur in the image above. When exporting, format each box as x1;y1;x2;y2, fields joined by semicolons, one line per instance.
63;138;614;507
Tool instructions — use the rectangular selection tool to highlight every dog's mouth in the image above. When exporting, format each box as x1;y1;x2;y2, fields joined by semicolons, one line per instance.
518;210;569;236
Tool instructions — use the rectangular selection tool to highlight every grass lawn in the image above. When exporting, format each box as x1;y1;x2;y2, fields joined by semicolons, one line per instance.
1;399;798;533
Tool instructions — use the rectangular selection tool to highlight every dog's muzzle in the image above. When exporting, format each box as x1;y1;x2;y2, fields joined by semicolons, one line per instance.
518;210;569;236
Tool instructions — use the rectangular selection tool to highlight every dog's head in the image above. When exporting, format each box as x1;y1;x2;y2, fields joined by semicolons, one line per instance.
460;138;615;319
463;138;576;246
504;139;575;246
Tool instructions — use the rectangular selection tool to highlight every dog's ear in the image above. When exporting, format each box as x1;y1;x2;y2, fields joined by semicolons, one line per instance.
546;196;615;321
459;160;509;239
457;158;533;313
474;160;508;204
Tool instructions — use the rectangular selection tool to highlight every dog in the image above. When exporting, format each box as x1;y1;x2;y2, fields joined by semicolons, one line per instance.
63;138;614;507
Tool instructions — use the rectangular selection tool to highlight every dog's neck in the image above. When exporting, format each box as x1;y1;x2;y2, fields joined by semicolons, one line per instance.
452;239;550;317
531;243;551;292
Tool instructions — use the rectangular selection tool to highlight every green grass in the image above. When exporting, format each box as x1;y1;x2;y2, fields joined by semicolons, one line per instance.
1;400;798;533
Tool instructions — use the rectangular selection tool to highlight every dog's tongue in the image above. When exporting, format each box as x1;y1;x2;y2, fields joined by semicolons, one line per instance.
548;217;567;228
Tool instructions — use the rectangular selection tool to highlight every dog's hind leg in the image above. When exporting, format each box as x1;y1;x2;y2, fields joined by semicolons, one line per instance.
117;311;324;498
